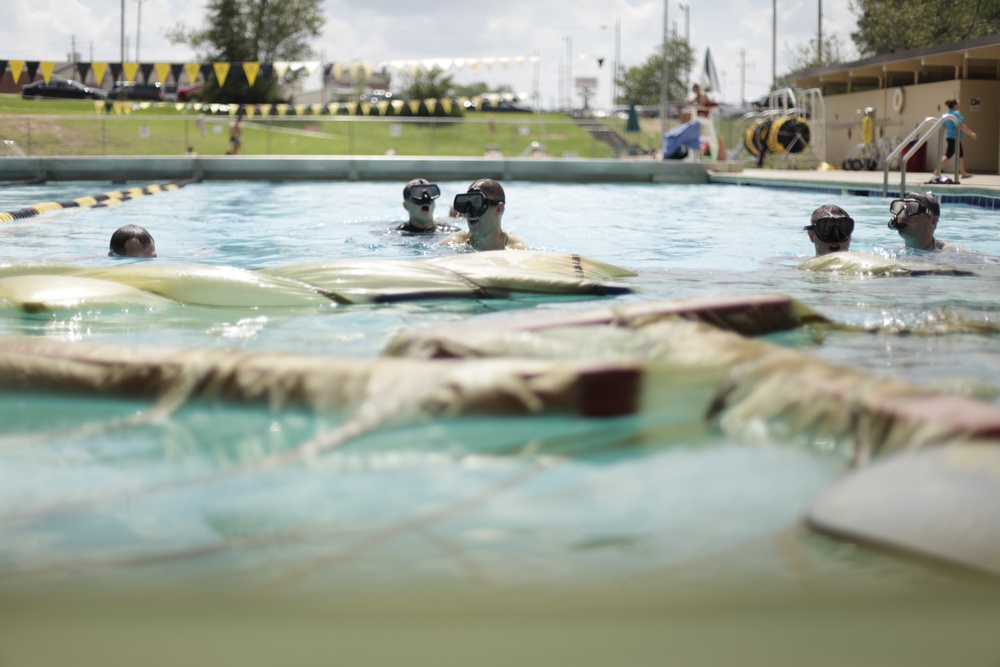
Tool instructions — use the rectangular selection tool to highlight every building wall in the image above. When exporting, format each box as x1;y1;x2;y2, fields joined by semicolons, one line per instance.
819;80;1000;173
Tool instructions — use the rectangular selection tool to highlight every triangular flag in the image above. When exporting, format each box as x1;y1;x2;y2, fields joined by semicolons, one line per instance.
326;103;338;115
482;58;496;72
435;59;452;71
375;100;389;115
304;62;319;75
93;101;104;114
243;61;260;86
260;103;273;116
294;104;306;116
213;62;231;86
332;62;344;80
439;98;452;114
345;101;358;115
170;63;184;82
25;62;40;82
244;105;255;118
272;62;289;80
514;56;527;66
139;63;155;82
175;103;185;111
276;103;289;116
498;57;511;70
391;99;405;114
228;103;239;115
347;62;360;78
361;61;373;77
92;62;108;87
76;62;91;82
453;58;466;69
184;62;200;84
9;60;24;83
469;60;480;74
310;103;322;115
407;99;420;115
154;63;171;84
425;98;438;114
122;62;139;82
40;61;56;84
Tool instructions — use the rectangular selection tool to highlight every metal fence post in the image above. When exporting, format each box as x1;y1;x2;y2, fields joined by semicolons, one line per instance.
26;118;31;156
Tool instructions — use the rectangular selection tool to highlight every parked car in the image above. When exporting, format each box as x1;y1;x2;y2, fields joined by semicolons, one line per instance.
108;82;164;101
177;83;202;102
21;78;108;100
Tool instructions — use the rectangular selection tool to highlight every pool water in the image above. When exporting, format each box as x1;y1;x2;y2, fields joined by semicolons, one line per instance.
0;180;998;602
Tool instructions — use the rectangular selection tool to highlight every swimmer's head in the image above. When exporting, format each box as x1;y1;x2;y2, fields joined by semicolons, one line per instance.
402;178;441;228
109;224;156;258
805;204;853;256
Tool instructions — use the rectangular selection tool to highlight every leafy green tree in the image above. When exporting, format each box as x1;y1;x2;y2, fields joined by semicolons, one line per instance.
851;0;1000;57
615;37;694;106
400;67;455;100
167;0;324;103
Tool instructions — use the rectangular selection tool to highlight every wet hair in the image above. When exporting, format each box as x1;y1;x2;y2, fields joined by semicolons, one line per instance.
810;204;850;223
403;177;430;200
945;99;958;109
109;224;155;256
468;178;505;204
904;191;940;217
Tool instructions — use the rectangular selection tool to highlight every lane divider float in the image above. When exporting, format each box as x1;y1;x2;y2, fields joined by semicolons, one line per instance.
0;176;202;224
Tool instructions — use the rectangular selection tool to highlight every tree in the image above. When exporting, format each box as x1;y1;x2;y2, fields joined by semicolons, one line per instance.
786;34;848;72
615;37;694;106
167;0;325;103
851;0;1000;57
400;67;455;100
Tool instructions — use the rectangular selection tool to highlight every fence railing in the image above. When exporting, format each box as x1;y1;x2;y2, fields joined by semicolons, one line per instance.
0;113;656;159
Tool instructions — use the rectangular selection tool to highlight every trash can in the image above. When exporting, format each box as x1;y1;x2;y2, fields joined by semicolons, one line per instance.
905;141;927;172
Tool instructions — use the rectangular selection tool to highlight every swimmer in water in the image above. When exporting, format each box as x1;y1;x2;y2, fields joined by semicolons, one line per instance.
108;224;156;257
442;178;529;251
887;191;965;251
396;178;460;234
804;204;853;256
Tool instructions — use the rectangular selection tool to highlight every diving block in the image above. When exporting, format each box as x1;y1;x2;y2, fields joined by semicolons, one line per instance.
809;444;1000;577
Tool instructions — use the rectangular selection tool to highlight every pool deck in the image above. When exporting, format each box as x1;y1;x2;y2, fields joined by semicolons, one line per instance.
710;166;1000;201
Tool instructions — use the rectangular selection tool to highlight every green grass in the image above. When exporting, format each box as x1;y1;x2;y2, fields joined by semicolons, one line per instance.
0;94;619;158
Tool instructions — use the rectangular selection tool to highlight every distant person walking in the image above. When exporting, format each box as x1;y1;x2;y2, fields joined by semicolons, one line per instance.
937;99;977;178
229;116;243;155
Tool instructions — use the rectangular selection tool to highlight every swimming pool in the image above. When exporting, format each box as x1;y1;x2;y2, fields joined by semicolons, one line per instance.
1;180;998;611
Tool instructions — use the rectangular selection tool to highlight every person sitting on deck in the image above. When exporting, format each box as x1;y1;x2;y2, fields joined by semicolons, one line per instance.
397;178;460;234
109;225;156;258
442;178;529;251
804;204;854;256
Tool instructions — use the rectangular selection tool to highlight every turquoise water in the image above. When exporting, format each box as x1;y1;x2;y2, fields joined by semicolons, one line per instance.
1;180;998;599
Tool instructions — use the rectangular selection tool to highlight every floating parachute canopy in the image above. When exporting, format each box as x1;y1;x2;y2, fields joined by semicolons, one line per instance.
742;118;772;156
767;116;811;155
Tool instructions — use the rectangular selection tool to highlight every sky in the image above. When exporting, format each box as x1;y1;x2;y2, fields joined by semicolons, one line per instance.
3;0;859;108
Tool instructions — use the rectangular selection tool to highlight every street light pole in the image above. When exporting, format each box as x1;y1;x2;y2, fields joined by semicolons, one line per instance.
614;17;621;108
565;35;573;111
136;0;142;61
772;0;777;89
678;3;689;89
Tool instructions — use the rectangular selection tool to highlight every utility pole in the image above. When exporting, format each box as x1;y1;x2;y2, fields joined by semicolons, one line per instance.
659;0;669;137
136;0;142;61
613;17;620;108
818;0;823;64
771;0;777;89
678;3;689;89
565;35;573;110
120;0;125;63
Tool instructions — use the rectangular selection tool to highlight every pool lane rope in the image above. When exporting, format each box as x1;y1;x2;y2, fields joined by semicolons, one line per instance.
0;175;202;223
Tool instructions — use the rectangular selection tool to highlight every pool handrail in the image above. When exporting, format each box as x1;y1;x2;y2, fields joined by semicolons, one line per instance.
882;114;961;198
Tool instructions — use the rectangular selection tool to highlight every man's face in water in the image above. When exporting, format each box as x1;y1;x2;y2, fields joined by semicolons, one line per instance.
403;196;435;227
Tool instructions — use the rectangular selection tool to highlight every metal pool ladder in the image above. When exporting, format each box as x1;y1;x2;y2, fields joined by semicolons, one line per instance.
882;114;961;198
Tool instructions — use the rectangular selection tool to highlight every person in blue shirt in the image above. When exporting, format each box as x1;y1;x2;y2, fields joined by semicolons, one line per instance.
937;99;977;178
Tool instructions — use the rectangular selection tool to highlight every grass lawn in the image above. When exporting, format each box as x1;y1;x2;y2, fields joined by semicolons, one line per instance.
0;95;620;159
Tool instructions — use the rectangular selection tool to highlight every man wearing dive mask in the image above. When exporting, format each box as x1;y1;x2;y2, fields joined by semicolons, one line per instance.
442;178;529;251
804;204;854;256
887;191;956;251
398;178;460;234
